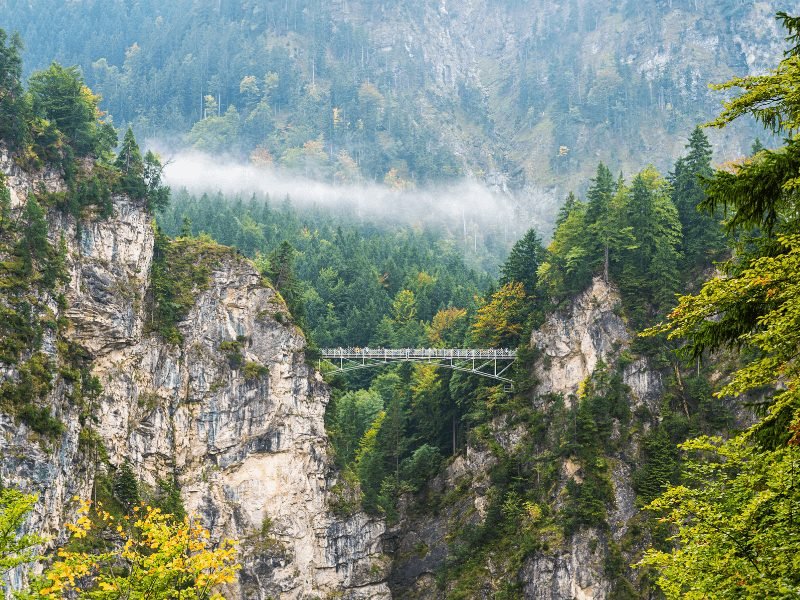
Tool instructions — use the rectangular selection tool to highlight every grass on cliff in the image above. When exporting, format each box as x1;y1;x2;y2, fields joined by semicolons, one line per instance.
148;226;235;345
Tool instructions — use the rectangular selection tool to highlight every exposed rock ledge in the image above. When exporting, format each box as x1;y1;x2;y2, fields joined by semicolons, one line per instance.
0;152;390;599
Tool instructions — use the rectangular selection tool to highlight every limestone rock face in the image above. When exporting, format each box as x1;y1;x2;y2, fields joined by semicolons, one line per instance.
521;530;611;600
0;158;390;599
530;277;630;403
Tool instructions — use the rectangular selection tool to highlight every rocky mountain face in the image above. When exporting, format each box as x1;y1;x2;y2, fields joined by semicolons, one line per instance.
0;152;390;599
344;0;785;193
3;1;788;228
387;278;662;598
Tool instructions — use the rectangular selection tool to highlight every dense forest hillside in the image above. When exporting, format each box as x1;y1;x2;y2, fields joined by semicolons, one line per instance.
0;5;799;600
1;0;786;225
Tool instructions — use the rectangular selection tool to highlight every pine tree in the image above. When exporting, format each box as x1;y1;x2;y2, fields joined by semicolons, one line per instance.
17;196;49;276
669;126;724;269
114;127;146;199
555;192;578;228
28;63;116;157
585;163;617;282
0;29;27;148
620;167;682;320
640;14;800;596
499;227;545;297
113;460;140;510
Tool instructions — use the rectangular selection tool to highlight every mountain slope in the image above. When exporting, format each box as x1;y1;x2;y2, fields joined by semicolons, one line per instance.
1;0;785;225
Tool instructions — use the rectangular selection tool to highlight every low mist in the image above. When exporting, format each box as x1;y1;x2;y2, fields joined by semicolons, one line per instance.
158;149;542;243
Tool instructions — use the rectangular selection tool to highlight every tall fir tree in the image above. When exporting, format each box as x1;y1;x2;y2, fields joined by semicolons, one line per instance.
669;126;724;270
499;227;546;298
0;29;27;148
585;163;617;282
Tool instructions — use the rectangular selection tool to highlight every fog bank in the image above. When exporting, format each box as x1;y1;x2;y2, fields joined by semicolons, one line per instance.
159;150;536;235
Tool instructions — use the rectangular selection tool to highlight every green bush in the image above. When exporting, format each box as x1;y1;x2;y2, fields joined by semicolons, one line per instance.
19;404;64;439
243;361;269;380
220;340;244;369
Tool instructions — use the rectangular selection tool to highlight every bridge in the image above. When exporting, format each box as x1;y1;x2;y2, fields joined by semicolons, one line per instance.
319;348;517;386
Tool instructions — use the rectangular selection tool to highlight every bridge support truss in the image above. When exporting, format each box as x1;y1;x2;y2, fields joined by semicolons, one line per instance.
319;348;517;388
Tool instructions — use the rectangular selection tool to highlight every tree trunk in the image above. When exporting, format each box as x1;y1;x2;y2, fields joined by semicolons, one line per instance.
673;362;690;418
452;415;457;457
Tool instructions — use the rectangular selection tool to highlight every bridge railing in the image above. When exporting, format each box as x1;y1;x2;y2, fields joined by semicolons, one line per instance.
320;348;517;359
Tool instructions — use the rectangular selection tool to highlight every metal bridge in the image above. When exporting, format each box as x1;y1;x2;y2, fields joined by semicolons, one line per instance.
319;348;517;385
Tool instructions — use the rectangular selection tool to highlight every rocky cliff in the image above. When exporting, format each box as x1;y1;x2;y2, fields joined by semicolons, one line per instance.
336;0;785;193
0;151;390;599
387;277;661;598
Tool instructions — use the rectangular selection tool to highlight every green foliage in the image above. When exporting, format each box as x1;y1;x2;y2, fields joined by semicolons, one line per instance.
112;128;170;212
540;162;684;327
113;126;145;197
471;282;529;348
112;460;140;512
639;436;800;598
159;190;493;347
328;389;384;466
354;411;387;514
2;2;772;190
632;427;679;505
399;444;442;491
28;62;115;158
0;29;27;149
149;226;231;344
638;14;800;597
559;368;623;534
17;405;64;439
242;361;268;381
499;228;546;298
669;127;726;270
153;478;186;522
0;488;43;587
262;240;304;325
374;289;425;347
219;340;244;370
0;353;66;439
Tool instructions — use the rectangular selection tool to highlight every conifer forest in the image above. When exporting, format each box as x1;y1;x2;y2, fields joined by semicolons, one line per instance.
0;2;798;599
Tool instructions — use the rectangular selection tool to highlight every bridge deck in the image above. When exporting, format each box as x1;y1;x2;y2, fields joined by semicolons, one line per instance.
320;348;516;359
319;347;517;386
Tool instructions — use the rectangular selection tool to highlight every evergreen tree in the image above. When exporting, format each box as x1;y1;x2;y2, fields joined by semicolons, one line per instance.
620;167;682;321
472;282;528;347
265;240;304;322
555;191;578;228
585;163;617;282
28;62;116;157
114;126;146;198
113;460;140;511
180;215;193;237
633;427;679;504
640;14;800;596
499;227;545;297
142;151;170;212
0;29;27;148
17;196;49;276
354;412;386;513
669;126;724;269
